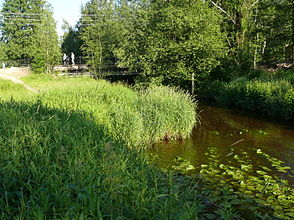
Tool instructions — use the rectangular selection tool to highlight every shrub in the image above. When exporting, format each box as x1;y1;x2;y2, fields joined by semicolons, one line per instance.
202;76;294;121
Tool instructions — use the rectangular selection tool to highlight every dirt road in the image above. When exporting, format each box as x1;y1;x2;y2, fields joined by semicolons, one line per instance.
0;67;38;93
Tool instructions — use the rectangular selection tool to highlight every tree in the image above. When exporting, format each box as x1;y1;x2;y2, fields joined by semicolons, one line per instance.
61;20;83;59
0;0;60;73
117;0;226;91
0;42;7;65
256;0;293;64
30;8;60;73
0;0;46;60
209;0;260;72
79;0;128;74
209;0;293;72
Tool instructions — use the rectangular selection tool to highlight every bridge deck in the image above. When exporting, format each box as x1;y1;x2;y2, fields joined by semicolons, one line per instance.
53;65;88;72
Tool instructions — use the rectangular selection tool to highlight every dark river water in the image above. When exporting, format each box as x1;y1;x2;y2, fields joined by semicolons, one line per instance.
149;104;294;185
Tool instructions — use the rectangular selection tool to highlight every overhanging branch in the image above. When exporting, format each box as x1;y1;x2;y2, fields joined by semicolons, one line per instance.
210;0;235;24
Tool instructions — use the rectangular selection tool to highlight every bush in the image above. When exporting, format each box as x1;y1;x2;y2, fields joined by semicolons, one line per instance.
201;76;294;121
198;80;225;101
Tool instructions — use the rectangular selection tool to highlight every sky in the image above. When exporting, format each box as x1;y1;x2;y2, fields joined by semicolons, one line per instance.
0;0;89;36
47;0;88;36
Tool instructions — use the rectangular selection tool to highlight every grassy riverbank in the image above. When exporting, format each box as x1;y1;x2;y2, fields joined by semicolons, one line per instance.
200;70;294;121
1;76;197;147
0;75;290;219
0;100;200;219
0;76;204;218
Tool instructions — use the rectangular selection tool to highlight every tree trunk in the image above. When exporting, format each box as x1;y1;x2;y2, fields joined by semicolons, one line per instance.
191;72;195;96
292;0;294;62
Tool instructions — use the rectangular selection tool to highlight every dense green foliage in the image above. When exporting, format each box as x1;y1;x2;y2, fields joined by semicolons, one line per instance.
0;0;292;82
61;21;83;59
210;0;293;74
79;0;127;73
1;0;45;60
30;9;60;73
255;0;293;64
75;0;294;90
61;28;83;60
0;0;60;72
78;0;225;88
200;70;294;121
0;42;7;63
117;0;226;88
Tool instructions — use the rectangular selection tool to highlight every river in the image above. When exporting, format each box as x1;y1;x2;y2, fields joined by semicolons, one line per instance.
149;104;294;185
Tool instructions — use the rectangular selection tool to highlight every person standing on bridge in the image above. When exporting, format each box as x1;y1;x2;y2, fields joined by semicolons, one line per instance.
63;53;67;65
71;52;75;65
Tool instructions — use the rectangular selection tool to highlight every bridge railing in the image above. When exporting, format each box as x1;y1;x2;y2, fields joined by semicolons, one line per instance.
0;59;31;68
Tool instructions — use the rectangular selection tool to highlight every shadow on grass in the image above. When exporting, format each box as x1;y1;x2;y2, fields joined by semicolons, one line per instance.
0;101;277;219
0;101;107;218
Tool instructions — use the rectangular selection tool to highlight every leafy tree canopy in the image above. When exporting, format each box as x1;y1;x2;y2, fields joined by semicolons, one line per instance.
79;0;129;73
0;0;60;73
61;20;83;58
117;0;227;87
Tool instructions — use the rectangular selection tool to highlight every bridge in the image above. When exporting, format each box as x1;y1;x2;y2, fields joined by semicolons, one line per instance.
0;61;139;84
53;64;139;84
53;64;89;74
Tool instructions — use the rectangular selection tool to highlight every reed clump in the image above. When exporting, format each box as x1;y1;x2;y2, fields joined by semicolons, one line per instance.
137;86;197;143
40;81;197;147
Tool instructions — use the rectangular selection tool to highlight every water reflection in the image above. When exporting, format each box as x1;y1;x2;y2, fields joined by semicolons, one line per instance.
150;104;294;184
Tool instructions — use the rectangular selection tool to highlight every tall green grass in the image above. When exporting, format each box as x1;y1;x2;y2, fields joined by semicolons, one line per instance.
137;86;197;143
200;73;294;121
21;74;95;91
40;81;197;147
0;101;173;218
0;78;33;101
0;78;202;218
